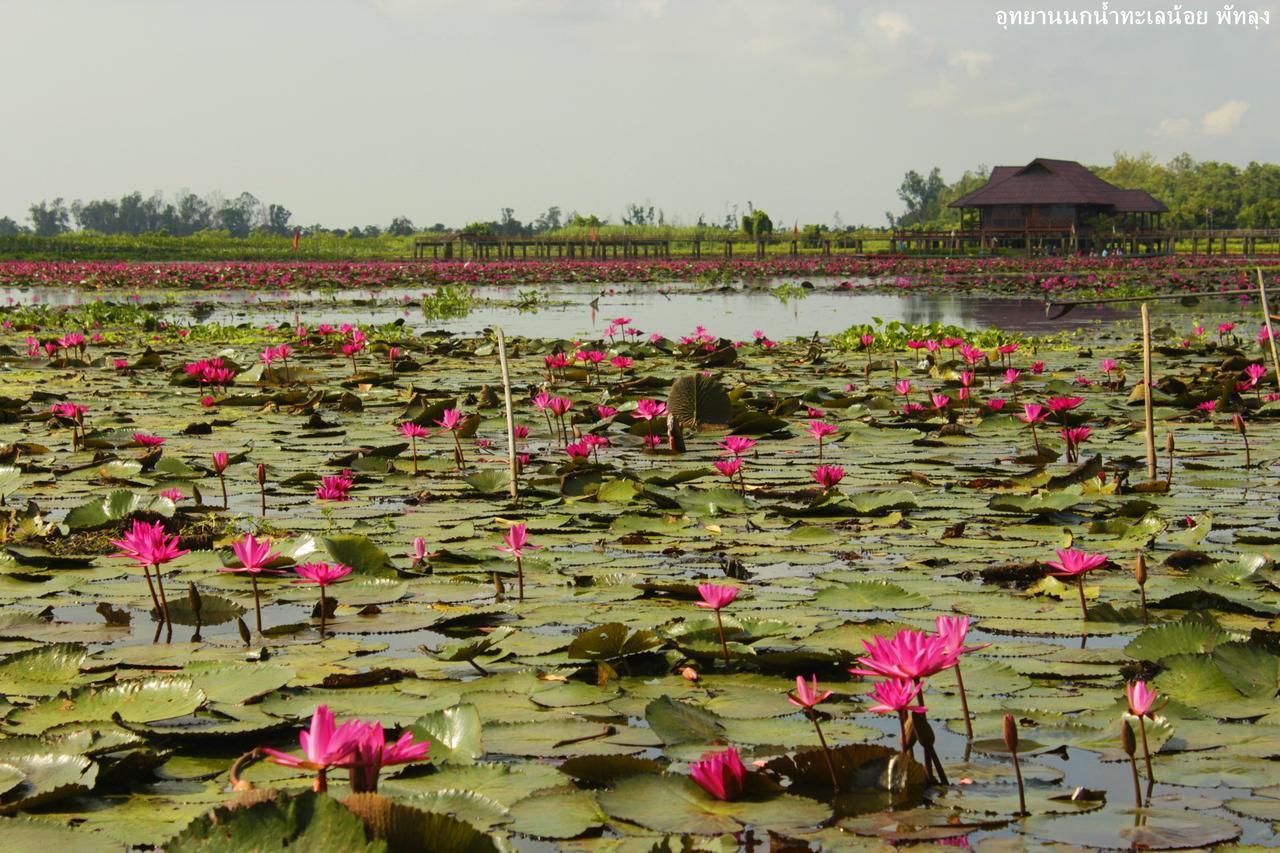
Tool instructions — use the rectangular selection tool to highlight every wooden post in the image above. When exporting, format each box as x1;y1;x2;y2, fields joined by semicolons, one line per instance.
1141;303;1157;481
1256;268;1280;393
496;327;519;502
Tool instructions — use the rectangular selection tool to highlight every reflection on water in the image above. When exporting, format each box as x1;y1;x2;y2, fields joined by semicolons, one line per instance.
0;280;1245;340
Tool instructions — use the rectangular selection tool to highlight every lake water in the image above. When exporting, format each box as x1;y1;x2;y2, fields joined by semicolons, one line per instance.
2;279;1240;340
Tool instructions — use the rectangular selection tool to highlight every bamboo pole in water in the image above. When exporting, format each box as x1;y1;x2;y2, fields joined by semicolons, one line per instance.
1141;304;1157;481
496;328;519;502
1256;269;1280;394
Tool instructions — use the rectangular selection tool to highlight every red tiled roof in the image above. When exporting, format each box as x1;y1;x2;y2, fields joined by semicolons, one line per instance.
950;158;1167;213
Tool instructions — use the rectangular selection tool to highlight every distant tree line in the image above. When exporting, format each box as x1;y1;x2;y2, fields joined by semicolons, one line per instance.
887;152;1280;230
1;192;856;242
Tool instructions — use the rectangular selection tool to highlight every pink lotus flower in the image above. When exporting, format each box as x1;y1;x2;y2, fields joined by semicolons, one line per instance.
50;402;87;420
160;488;184;502
1245;363;1267;384
985;398;1006;411
1044;548;1107;578
223;533;281;575
1045;396;1084;414
1004;369;1021;386
806;420;838;440
498;523;538;560
850;629;959;681
345;722;432;793
1100;359;1117;374
694;583;739;611
611;356;634;370
866;678;927;714
262;705;363;780
596;405;618;419
533;392;553;411
787;675;832;710
1020;403;1049;424
315;474;354;501
548;396;573;416
689;746;746;801
714;457;743;478
718;436;757;456
633;399;667;421
1126;680;1158;718
411;537;429;563
895;380;912;396
1217;322;1235;336
294;562;353;587
931;393;950;410
1196;400;1216;413
132;432;165;447
812;465;844;489
110;519;189;568
935;615;991;656
399;421;430;438
211;452;229;474
565;441;591;459
435;409;464;431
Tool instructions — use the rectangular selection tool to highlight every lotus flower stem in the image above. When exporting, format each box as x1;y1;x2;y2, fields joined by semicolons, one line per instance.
492;571;504;602
1075;575;1088;621
1122;718;1142;809
140;564;162;622
515;556;524;601
313;768;328;793
807;711;840;793
1029;422;1040;454
250;575;264;634
152;562;173;637
318;586;328;639
898;710;910;756
954;659;974;740
713;608;731;667
409;435;419;474
1004;714;1027;817
257;463;267;517
1135;554;1148;625
1165;433;1175;486
218;473;228;509
1138;715;1156;798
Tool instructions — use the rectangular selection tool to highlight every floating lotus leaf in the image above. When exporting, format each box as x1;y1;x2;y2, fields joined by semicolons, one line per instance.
598;773;829;835
0;817;118;853
406;704;483;765
0;643;90;696
667;373;732;428
5;677;206;734
505;787;606;839
1021;807;1240;849
167;790;384;853
566;622;664;661
814;580;929;611
62;489;176;530
0;753;98;815
644;696;726;746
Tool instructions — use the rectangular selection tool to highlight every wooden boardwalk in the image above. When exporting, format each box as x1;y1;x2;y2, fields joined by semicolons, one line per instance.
413;229;1280;261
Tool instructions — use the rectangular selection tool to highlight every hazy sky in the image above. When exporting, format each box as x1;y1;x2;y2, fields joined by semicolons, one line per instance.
3;0;1277;228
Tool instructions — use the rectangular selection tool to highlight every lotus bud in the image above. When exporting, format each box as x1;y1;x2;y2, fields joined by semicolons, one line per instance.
680;666;699;683
1135;554;1147;587
1233;413;1247;436
1002;713;1018;754
1165;433;1175;454
256;463;266;485
187;582;202;616
1121;718;1137;757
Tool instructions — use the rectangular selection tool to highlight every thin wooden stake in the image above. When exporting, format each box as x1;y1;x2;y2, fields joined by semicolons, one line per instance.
1256;269;1280;393
1140;304;1157;481
496;328;519;502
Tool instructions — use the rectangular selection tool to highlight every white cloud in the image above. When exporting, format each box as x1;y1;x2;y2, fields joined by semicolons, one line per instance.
1201;99;1249;135
948;49;992;77
1153;117;1193;138
874;10;913;43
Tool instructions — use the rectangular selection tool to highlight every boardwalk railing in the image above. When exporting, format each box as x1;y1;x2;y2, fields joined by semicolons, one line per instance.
413;229;1280;261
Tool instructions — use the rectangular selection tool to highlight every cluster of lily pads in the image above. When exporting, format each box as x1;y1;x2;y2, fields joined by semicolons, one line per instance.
3;255;1280;295
0;285;1278;850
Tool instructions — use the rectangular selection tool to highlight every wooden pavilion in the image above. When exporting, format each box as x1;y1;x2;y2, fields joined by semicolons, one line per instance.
948;157;1167;253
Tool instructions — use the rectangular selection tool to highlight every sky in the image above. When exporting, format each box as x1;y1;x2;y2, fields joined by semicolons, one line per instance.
2;0;1277;228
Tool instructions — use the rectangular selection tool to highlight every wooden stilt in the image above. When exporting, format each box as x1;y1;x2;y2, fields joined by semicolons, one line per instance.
1141;304;1157;481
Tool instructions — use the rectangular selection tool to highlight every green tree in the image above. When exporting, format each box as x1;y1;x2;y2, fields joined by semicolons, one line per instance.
28;198;70;236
